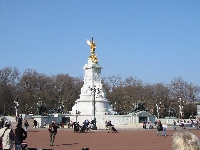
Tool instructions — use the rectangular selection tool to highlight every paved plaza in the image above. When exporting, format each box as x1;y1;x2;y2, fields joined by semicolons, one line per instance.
11;125;200;150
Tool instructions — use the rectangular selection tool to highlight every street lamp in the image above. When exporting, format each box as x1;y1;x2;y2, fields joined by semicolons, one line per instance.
91;86;99;130
75;102;79;123
156;102;161;118
178;98;184;120
14;98;19;116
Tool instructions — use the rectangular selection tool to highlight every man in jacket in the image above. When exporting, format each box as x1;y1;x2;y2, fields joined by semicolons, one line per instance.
48;121;59;146
15;123;27;143
15;123;27;150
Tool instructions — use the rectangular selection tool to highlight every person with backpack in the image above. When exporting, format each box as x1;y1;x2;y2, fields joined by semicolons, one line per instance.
0;120;21;150
15;123;27;150
48;121;59;146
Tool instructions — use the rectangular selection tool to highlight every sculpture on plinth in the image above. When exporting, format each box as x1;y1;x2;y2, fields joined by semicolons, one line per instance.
71;37;116;115
36;98;47;115
131;102;147;113
86;37;98;64
167;107;176;117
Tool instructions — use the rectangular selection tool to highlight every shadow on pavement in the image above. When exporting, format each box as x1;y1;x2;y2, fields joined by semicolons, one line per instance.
27;148;54;150
62;142;78;145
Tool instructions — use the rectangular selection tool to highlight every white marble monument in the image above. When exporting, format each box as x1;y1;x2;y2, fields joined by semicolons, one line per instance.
71;37;115;115
32;37;157;127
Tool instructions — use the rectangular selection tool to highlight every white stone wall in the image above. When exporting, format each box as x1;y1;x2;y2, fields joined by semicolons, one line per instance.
32;112;156;127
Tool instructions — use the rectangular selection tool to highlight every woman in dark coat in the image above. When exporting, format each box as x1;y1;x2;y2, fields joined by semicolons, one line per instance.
156;120;163;136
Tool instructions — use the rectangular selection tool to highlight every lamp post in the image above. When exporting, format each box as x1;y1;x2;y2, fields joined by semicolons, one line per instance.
178;98;184;120
156;102;161;118
14;98;19;117
75;102;78;123
91;86;98;130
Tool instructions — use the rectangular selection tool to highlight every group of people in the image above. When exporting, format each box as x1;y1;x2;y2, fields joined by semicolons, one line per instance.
105;120;117;133
67;120;74;128
0;119;27;150
1;116;200;150
156;119;200;149
142;120;153;129
156;120;167;136
73;120;92;132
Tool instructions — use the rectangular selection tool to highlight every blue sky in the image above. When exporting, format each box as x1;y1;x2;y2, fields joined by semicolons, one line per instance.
0;1;200;85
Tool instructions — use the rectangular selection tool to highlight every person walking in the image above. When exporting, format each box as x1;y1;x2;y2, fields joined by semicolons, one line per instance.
18;115;22;125
181;120;185;129
0;120;21;150
173;120;176;130
24;120;29;131
33;120;37;129
15;123;27;150
156;120;162;136
162;121;167;137
48;121;59;146
144;120;147;129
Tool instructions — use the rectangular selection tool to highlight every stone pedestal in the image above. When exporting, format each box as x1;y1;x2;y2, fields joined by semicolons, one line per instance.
71;58;115;115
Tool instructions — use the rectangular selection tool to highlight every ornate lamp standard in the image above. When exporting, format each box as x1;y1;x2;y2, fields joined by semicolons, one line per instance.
91;86;99;130
75;102;79;123
156;102;161;118
14;98;19;116
178;98;184;120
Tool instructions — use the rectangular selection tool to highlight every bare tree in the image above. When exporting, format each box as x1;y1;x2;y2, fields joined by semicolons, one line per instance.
0;67;20;115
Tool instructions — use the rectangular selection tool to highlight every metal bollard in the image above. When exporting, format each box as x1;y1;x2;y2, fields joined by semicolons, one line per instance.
82;148;89;150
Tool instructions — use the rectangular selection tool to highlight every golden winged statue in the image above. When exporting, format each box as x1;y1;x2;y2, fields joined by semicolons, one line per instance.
86;37;98;64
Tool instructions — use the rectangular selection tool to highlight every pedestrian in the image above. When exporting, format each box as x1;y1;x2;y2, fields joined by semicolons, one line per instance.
48;121;59;146
162;121;167;136
105;120;108;130
18;115;22;125
70;121;74;128
173;120;176;130
144;120;147;129
24;120;29;131
155;119;157;126
0;120;21;150
43;120;47;127
33;120;37;129
156;120;163;136
15;115;18;122
15;123;27;150
181;120;185;129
